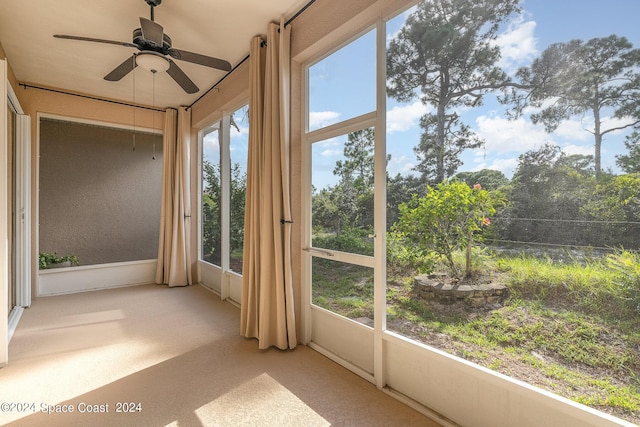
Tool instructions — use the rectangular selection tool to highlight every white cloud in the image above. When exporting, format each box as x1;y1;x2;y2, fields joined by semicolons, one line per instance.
601;116;637;135
399;162;416;173
321;149;342;157
203;132;220;147
488;157;520;175
312;138;343;160
562;144;593;156
316;137;341;148
230;125;249;138
309;111;340;129
475;114;549;153
550;115;631;142
472;156;520;177
387;101;430;133
494;15;538;72
388;154;417;175
554;119;592;142
203;134;220;151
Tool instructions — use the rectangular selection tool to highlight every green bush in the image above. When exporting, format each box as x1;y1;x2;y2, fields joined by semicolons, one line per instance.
606;249;640;313
394;180;496;278
39;252;79;269
386;231;436;274
498;252;640;320
313;225;374;255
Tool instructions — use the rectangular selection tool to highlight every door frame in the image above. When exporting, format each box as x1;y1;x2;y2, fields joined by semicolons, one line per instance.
301;21;384;382
1;60;9;365
3;62;31;365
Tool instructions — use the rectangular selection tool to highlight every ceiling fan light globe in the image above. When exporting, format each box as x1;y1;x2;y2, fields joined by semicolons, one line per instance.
136;52;169;72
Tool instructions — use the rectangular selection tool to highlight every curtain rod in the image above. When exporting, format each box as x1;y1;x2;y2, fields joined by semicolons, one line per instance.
19;83;168;112
188;0;317;110
188;54;250;109
285;0;317;27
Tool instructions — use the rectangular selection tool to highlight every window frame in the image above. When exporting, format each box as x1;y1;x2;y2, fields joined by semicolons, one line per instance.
296;1;635;425
198;98;249;301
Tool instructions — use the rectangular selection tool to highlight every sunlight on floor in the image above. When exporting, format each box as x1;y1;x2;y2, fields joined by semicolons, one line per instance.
194;373;330;427
12;310;126;359
1;307;196;425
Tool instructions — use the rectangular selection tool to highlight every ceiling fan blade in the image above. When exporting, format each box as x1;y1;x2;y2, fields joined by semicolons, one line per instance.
54;34;137;49
167;59;199;94
139;17;164;47
104;56;137;81
168;48;231;71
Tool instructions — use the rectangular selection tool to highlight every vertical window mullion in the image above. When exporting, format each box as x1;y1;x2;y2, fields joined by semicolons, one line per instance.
373;17;387;389
220;113;231;299
200;121;222;267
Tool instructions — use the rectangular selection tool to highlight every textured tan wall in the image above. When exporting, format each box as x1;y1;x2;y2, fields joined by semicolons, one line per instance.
191;60;249;129
39;118;163;266
15;85;164;293
0;41;19;91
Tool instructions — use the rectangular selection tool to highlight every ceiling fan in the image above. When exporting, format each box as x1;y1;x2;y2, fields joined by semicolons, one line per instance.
53;0;232;94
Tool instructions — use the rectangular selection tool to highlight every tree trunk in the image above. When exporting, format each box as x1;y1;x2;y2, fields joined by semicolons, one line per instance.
435;71;449;184
593;105;602;177
465;231;472;278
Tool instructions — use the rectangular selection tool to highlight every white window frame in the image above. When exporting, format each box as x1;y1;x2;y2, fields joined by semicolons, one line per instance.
296;2;629;426
197;98;248;304
2;61;31;363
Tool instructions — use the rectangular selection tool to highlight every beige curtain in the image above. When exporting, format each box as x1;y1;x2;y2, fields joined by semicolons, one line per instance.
156;107;193;287
241;19;297;350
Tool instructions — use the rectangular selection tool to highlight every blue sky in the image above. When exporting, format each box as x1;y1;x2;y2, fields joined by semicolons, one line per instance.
309;0;640;189
202;105;249;175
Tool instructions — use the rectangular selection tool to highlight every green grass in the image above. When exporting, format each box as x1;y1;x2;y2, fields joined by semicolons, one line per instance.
311;258;374;319
311;249;640;422
464;305;635;372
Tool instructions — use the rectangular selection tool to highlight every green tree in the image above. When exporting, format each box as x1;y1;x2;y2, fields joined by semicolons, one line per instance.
387;173;425;228
201;159;247;268
582;173;640;249
387;0;523;184
511;35;640;176
394;180;496;279
333;128;375;187
330;129;377;231
455;169;510;190
202;160;221;264
499;144;597;246
312;185;340;234
616;130;640;173
413;114;483;184
229;163;247;271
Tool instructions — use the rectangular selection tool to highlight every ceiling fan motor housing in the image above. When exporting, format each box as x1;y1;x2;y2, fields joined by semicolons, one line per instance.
132;28;172;52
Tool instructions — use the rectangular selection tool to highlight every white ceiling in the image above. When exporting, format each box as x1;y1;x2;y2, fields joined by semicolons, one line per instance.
0;0;308;109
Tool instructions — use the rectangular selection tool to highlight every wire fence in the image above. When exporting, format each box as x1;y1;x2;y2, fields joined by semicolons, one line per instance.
484;216;640;260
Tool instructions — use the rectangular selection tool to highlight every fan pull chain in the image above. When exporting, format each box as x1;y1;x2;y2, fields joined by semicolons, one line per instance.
132;55;136;151
152;69;156;160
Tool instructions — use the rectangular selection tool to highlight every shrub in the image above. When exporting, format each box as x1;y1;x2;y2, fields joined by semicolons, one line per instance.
39;252;80;269
393;180;496;279
313;224;374;255
606;249;640;314
387;231;436;274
